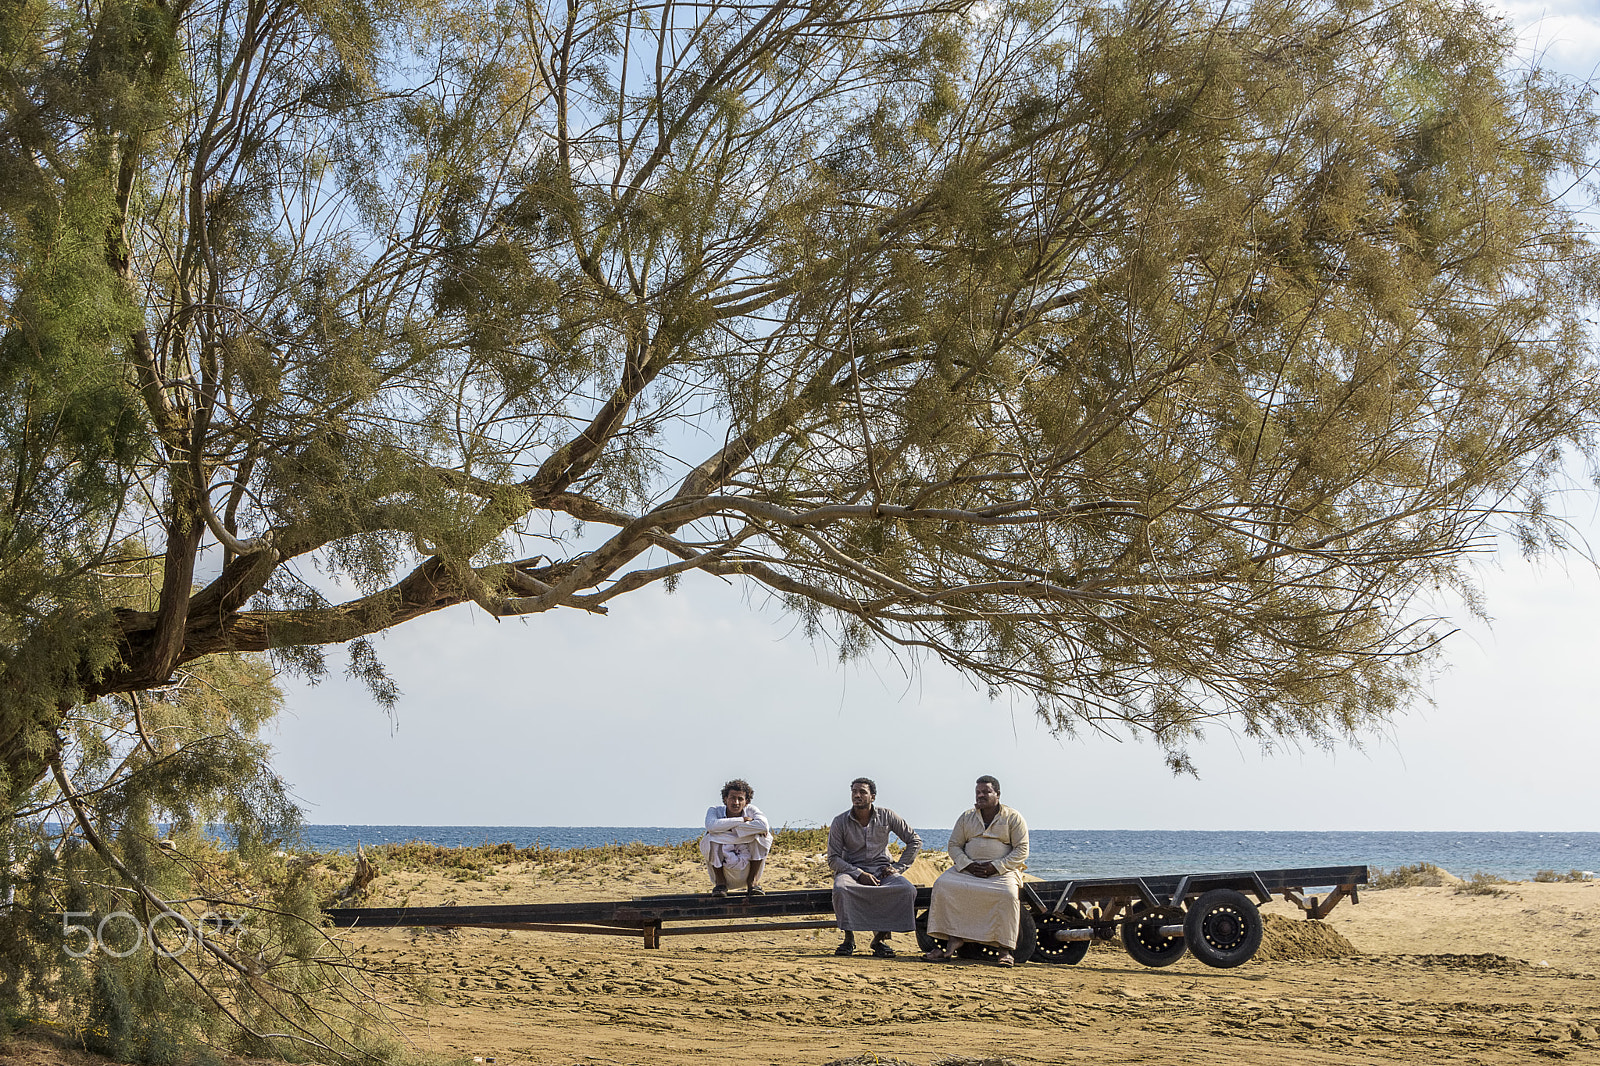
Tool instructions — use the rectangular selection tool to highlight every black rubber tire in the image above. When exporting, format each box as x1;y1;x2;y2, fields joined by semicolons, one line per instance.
1014;910;1037;964
916;906;1036;964
1033;906;1091;965
1183;889;1263;968
1121;905;1188;967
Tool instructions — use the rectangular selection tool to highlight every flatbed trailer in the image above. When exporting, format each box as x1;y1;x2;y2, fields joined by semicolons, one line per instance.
326;863;1366;969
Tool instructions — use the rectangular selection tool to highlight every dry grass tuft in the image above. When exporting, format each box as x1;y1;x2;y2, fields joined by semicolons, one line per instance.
374;838;700;872
775;826;831;852
364;826;829;875
1456;872;1511;897
1369;862;1459;889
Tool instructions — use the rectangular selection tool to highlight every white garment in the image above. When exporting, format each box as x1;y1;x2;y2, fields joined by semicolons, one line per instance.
699;803;774;884
927;865;1023;950
927;804;1029;949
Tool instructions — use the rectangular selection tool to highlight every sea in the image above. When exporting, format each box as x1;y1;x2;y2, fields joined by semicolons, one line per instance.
298;825;1600;883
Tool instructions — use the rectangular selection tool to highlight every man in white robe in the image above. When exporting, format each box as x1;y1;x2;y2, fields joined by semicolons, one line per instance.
700;778;773;895
924;775;1029;966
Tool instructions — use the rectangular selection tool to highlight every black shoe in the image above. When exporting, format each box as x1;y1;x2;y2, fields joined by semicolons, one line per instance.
834;934;856;956
747;884;765;896
711;884;728;897
871;939;896;958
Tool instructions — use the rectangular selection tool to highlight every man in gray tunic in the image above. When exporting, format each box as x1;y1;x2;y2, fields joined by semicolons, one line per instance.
827;777;922;957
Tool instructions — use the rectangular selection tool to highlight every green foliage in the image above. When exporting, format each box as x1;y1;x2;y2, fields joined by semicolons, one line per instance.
0;184;147;787
0;655;401;1062
1531;869;1593;883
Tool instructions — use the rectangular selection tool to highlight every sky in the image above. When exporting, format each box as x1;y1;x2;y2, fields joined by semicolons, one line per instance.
267;1;1600;835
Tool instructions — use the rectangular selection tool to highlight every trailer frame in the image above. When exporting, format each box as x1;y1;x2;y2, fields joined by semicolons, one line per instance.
326;863;1366;965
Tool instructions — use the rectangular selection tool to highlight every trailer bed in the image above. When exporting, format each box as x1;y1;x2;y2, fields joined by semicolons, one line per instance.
325;864;1367;956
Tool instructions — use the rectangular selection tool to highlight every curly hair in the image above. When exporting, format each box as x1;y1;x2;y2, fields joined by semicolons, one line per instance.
850;777;877;797
976;774;1001;794
721;778;755;801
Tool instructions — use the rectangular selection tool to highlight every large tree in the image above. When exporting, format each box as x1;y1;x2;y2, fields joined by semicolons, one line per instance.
4;0;1599;787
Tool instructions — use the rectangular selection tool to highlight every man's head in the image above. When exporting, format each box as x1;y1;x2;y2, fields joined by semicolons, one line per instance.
850;777;876;810
722;778;754;816
974;775;1001;813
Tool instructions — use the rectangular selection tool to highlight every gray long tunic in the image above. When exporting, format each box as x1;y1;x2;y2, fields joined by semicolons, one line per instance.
827;807;922;932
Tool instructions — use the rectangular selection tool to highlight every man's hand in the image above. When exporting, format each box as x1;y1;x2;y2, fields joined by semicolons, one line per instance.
854;870;881;885
966;861;998;878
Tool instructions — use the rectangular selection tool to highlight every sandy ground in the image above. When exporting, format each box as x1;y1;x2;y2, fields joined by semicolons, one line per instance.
326;853;1600;1066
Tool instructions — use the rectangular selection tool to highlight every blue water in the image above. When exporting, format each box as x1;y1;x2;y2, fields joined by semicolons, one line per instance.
300;825;1600;882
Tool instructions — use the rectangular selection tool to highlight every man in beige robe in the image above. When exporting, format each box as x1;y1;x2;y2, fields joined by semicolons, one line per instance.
924;775;1029;966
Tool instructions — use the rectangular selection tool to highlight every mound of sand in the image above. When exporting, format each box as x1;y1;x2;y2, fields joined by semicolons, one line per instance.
902;854;949;885
1254;912;1362;961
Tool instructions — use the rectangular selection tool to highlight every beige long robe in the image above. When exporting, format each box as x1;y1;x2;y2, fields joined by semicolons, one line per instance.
926;804;1029;950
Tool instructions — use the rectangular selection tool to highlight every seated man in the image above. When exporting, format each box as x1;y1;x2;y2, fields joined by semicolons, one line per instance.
924;775;1029;966
826;777;922;957
700;778;773;896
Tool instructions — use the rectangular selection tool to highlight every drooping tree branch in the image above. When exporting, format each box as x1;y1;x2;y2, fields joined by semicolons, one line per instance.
8;0;1600;773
